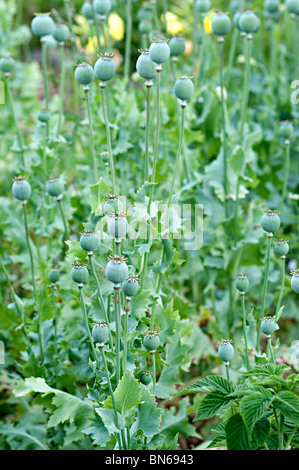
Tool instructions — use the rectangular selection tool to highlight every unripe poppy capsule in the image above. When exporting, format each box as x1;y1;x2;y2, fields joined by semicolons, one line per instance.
80;231;100;252
169;36;186;57
0;56;15;74
94;0;111;18
235;275;249;293
261;210;280;233
136;50;157;81
46;177;65;198
143;331;160;351
195;0;211;13
81;1;94;20
94;53;116;82
291;269;299;294
239;10;260;34
274;239;289;257
31;13;55;37
140;371;152;385
261;317;277;336
71;263;89;284
75;63;95;86
211;13;232;36
122;275;140;297
12;176;31;201
92;322;109;344
53;24;70;43
105;255;129;285
174;76;194;102
218;340;234;363
48;269;60;284
149;38;170;65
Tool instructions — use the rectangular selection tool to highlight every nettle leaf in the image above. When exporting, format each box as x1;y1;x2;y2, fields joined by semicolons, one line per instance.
175;375;233;398
273;391;299;425
225;413;269;450
194;390;232;420
104;371;142;419
65;240;88;263
90;178;111;215
240;391;274;436
137;385;161;438
161;397;200;444
13;377;94;443
244;363;290;377
82;416;111;446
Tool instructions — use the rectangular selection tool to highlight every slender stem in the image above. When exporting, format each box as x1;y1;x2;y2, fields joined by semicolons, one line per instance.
218;39;229;218
151;0;160;30
198;16;206;85
0;257;31;349
192;0;198;74
101;347;123;450
285;425;298;450
22;203;36;302
278;414;285;450
145;83;152;181
79;287;101;368
241;294;250;370
41;39;49;109
92;5;101;53
89;255;113;350
57;198;70;241
152;352;156;396
124;0;132;82
267;336;275;365
225;363;230;382
57;44;65;137
256;235;273;354
148;68;161;209
168;105;185;208
225;28;238;88
100;85;116;193
280;142;290;212
123;301;130;375
85;89;98;183
114;287;121;384
270;22;276;77
51;286;59;384
64;0;81;56
275;257;286;319
5;75;24;166
42;124;47;177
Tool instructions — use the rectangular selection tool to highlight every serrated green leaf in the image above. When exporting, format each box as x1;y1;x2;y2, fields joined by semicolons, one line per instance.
175;375;234;398
240;391;274;436
65;240;88;262
273;391;299;425
90;178;111;215
137;385;161;438
194;390;232;420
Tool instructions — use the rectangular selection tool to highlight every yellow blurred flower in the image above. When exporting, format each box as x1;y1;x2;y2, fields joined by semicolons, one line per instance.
163;12;185;35
108;13;124;42
204;17;212;34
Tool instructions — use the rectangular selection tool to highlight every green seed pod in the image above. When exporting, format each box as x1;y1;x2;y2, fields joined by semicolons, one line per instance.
279;121;294;140
143;331;160;351
94;0;111;18
46;177;65;198
80;231;100;252
12;176;31;201
122;275;140;297
233;11;242;30
235;275;249;293
264;0;280;13
218;340;234;363
174;76;194;102
31;13;55;37
230;0;245;11
138;20;152;35
291;269;299;294
195;0;211;13
169;36;186;57
274;239;289;257
37;109;50;123
103;195;123;214
92;322;109;344
71;263;89;284
0;56;15;74
239;10;260;33
107;212;128;239
75;63;95;86
53;24;70;43
149;38;170;65
136;50;157;81
137;5;152;21
81;1;94;20
286;0;299;14
94;53;116;82
261;210;280;233
211;13;232;36
261;317;277;336
105;255;129;284
48;268;60;284
140;371;152;385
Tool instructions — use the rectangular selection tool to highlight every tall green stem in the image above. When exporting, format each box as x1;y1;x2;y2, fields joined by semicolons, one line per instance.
100;85;116;193
275;257;285;319
101;348;122;449
168;105;185;208
241;294;250;370
64;0;81;56
256;234;272;354
114;287;121;384
79;287;101;368
123;302;129;375
226;28;238;88
267;336;275;365
57;44;65;137
124;0;132;82
85;88;98;183
225;363;230;382
41;39;49;109
89;255;113;349
278;414;285;450
198;16;206;85
148;67;161;209
145;83;152;181
218;39;229;218
5;75;24;166
152;352;156;395
22;203;36;302
279;142;290;212
57;197;70;241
